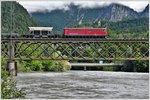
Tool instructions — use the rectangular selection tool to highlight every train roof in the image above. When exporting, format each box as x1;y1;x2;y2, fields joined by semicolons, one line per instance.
29;27;53;31
64;27;107;29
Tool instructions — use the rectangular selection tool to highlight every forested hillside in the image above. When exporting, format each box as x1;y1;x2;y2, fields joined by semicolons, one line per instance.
1;1;35;35
109;18;149;34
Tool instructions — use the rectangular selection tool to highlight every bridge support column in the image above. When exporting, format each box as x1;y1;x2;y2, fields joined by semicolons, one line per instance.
7;61;17;76
133;66;136;72
84;66;86;71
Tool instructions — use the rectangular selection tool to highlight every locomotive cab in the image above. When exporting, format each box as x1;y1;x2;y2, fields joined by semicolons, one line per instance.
28;27;53;38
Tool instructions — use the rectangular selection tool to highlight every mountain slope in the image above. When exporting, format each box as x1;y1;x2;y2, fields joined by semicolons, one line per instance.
109;17;149;34
31;3;149;33
1;1;35;35
140;4;149;18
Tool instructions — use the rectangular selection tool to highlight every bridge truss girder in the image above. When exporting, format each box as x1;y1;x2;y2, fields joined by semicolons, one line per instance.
1;38;149;61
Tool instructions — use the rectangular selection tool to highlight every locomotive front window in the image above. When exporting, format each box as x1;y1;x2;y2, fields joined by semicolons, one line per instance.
30;31;34;35
88;29;92;32
34;31;40;35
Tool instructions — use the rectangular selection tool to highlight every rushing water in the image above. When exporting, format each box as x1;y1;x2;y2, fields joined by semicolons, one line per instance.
15;71;149;99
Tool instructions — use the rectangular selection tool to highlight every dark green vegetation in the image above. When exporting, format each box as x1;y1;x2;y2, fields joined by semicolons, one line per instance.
18;60;71;72
109;18;149;35
104;60;148;72
1;57;25;99
1;1;35;35
123;60;149;72
16;43;71;72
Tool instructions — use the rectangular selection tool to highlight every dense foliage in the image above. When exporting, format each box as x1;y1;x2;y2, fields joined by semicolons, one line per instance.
15;43;71;72
1;57;25;99
1;1;35;35
18;60;71;72
108;18;149;35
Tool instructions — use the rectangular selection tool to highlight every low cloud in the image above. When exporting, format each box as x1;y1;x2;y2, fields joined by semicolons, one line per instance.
18;1;149;13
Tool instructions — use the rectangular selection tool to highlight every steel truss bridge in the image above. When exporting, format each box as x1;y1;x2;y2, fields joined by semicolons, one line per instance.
2;38;149;61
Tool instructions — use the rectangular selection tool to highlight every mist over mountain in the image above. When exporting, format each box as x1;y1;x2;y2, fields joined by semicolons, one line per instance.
31;3;149;32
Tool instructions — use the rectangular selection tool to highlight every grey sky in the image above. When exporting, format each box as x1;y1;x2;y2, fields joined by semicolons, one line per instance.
18;1;149;13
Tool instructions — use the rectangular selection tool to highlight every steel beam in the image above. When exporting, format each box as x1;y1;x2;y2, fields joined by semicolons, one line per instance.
1;38;149;61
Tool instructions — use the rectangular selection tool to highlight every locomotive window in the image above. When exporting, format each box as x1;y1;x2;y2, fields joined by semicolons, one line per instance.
93;29;97;32
34;31;40;35
42;31;48;35
88;29;92;32
30;31;34;34
78;29;80;32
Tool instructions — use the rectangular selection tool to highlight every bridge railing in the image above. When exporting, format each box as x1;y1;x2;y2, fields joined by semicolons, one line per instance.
1;38;149;61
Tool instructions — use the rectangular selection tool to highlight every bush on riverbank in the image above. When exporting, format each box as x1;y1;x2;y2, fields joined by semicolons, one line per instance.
1;57;25;99
42;60;71;72
123;60;149;72
18;60;71;72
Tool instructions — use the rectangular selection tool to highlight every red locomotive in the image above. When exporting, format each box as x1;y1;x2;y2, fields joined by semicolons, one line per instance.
64;27;108;38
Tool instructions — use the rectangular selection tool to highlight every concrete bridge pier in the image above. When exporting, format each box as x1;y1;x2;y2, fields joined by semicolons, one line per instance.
84;66;86;71
133;66;137;72
7;61;17;76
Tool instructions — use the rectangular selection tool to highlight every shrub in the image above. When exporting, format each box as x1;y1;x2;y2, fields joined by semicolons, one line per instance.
103;66;113;71
18;61;32;72
30;60;43;71
1;57;25;99
133;60;149;72
42;60;56;71
42;60;71;72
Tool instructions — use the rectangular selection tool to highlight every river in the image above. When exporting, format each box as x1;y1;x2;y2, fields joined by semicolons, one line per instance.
15;71;149;99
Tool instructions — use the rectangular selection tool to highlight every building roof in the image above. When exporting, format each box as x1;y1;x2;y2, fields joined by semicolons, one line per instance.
28;27;53;31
